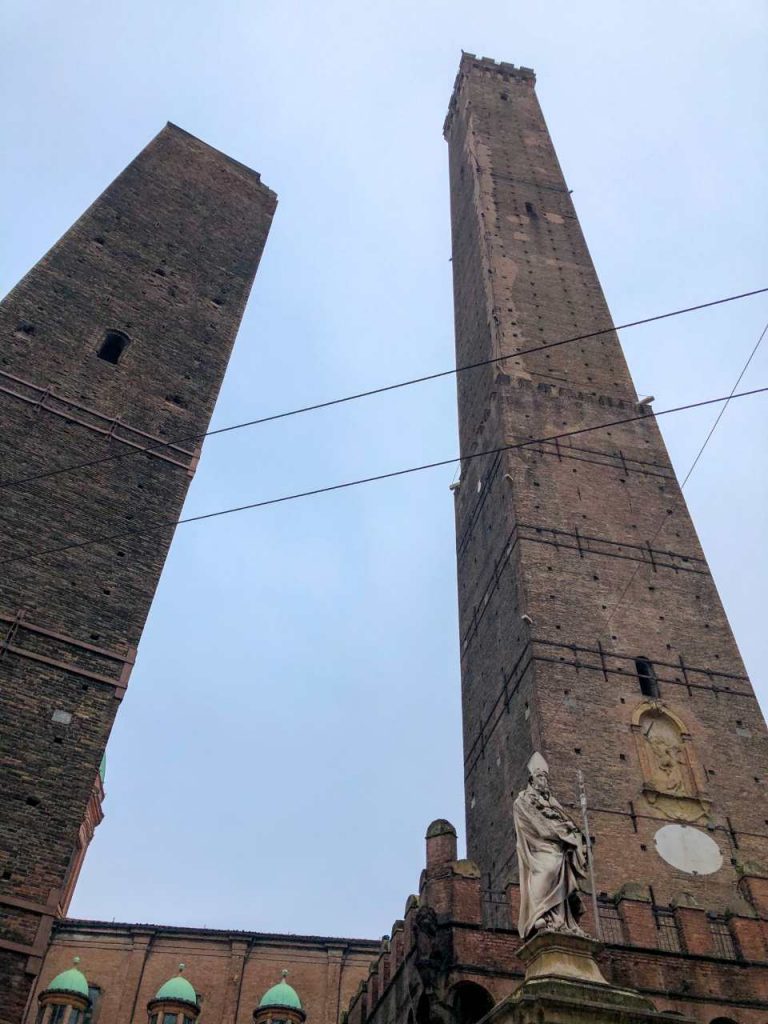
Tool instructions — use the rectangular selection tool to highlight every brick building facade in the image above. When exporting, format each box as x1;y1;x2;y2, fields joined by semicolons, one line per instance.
4;53;768;1024
25;920;378;1024
342;820;768;1023
444;53;768;905
0;125;276;1022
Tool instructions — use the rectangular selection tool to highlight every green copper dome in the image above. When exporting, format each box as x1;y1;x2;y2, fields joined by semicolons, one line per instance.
155;964;198;1007
260;971;302;1009
44;957;89;998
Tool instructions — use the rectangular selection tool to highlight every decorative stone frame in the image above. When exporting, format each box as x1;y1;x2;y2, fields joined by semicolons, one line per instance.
630;700;711;823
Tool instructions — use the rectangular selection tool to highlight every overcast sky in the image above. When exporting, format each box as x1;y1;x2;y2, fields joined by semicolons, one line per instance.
2;1;767;939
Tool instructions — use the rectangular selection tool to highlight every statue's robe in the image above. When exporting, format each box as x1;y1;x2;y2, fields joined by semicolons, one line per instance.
513;787;588;939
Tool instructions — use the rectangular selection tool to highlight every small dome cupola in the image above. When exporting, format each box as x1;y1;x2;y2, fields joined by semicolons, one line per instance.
37;956;92;1023
147;964;200;1024
254;970;306;1024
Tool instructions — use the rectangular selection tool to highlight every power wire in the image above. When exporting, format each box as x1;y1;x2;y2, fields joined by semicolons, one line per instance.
1;286;766;492
2;385;765;570
522;316;768;777
604;317;768;626
680;319;768;488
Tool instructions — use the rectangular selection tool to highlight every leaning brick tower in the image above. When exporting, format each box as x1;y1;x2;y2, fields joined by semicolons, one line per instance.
444;52;768;924
0;125;276;1023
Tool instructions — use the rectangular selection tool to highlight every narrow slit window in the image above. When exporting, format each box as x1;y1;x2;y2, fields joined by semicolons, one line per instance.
636;657;659;698
97;329;130;365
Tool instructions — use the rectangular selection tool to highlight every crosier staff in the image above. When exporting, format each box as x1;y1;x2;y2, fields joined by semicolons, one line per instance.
577;768;602;942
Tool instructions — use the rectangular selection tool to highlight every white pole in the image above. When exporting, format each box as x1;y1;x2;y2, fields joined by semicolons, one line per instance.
577;768;602;941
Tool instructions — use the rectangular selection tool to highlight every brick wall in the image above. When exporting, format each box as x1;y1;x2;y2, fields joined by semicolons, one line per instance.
0;124;276;1022
444;53;768;914
344;819;768;1024
26;920;377;1024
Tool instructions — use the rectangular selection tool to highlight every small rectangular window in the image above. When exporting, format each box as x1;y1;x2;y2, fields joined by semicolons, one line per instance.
97;330;130;365
636;658;660;698
84;984;101;1024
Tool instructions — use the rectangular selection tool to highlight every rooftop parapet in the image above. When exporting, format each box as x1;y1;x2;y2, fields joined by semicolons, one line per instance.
443;52;536;138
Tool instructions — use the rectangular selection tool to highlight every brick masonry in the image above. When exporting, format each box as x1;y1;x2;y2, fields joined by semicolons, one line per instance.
8;53;768;1024
343;819;768;1024
444;53;768;911
25;920;378;1024
0;124;276;1023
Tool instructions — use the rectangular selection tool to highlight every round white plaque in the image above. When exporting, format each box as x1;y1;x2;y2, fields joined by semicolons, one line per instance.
653;823;723;875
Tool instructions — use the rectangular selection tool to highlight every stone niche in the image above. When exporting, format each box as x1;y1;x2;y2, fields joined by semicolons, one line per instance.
631;701;711;823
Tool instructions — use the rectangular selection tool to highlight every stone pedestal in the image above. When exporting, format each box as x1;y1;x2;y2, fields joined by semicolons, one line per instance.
484;932;692;1024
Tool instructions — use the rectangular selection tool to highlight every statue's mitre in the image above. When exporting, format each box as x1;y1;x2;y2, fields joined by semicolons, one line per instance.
527;751;549;775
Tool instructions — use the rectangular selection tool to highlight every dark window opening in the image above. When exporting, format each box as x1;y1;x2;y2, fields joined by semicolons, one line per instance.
415;994;431;1024
97;330;130;365
452;982;495;1024
636;657;659;698
15;320;35;337
84;985;101;1024
525;201;538;219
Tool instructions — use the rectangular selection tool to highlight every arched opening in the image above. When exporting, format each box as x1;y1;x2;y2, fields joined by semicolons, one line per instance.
97;330;130;365
415;994;431;1024
635;657;659;698
451;982;494;1024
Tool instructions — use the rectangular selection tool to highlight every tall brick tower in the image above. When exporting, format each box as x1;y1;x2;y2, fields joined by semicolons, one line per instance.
0;125;276;1023
444;53;768;919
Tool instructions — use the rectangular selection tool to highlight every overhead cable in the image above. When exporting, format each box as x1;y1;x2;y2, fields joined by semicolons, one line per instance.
603;318;768;625
1;286;766;492
2;385;765;570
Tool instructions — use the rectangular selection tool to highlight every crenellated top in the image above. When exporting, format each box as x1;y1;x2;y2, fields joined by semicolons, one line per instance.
443;52;536;138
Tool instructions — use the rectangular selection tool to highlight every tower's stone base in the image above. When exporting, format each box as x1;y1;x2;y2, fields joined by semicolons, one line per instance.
487;932;691;1024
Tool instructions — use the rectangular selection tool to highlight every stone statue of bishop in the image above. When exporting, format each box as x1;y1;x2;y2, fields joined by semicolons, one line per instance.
513;752;589;940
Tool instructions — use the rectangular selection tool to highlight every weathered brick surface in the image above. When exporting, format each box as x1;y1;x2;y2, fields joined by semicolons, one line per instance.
444;53;768;912
0;124;276;1022
25;920;377;1024
345;821;768;1024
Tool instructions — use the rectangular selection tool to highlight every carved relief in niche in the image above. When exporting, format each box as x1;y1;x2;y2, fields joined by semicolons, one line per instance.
631;702;711;823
